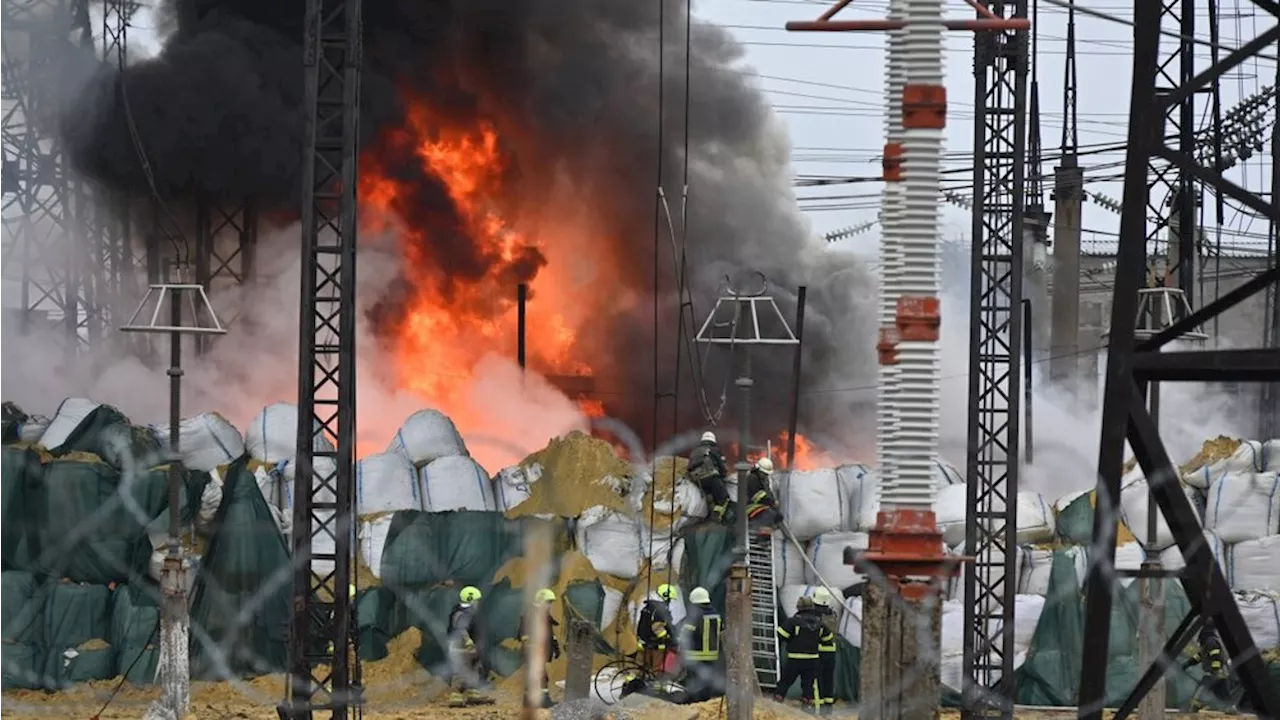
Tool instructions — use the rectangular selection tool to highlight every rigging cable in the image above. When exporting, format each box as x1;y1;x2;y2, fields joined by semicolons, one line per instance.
118;66;188;266
646;0;667;599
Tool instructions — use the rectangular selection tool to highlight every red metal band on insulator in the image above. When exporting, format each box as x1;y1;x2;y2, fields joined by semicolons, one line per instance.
902;84;947;130
895;295;941;342
852;509;965;591
876;326;900;365
882;143;904;182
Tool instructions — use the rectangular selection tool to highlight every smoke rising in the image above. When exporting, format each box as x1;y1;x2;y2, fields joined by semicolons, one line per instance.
57;0;879;453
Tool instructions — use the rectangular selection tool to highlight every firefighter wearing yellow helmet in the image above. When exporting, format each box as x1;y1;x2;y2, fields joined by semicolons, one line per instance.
446;586;493;707
518;589;560;708
635;584;679;678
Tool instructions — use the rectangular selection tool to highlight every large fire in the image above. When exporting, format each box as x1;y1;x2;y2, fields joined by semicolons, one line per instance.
357;99;835;470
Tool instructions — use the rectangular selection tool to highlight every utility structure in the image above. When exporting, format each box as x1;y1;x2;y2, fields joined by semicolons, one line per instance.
694;271;798;718
119;277;226;720
1;0;95;349
280;0;364;716
1077;0;1280;716
787;1;1030;718
1047;0;1083;396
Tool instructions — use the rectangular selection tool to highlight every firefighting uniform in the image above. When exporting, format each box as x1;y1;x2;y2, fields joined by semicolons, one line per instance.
446;601;492;706
745;467;782;528
679;604;724;702
517;611;560;707
774;610;833;708
802;602;839;713
688;441;730;522
636;598;677;673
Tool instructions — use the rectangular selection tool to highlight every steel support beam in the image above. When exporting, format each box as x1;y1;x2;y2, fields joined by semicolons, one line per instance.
961;2;1027;717
194;196;259;353
281;0;363;716
1077;1;1280;716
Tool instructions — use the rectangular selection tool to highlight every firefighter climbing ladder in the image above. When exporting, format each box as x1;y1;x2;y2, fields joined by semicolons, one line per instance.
747;534;780;693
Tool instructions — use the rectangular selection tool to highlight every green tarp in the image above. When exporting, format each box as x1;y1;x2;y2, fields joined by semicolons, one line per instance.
2;571;45;645
189;456;291;680
380;511;527;592
112;584;160;685
406;585;464;674
2;644;43;690
41;582;113;689
2;445;43;571
679;524;734;612
1056;493;1093;544
98;423;165;472
44;404;128;459
356;586;409;661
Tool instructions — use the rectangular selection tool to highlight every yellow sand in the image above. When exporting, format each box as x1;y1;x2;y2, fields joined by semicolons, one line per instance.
76;638;109;651
1084;490;1138;545
506;432;635;519
640;457;691;530
1180;436;1243;473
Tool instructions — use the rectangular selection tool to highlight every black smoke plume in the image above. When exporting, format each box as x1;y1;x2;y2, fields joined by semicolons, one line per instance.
61;0;877;454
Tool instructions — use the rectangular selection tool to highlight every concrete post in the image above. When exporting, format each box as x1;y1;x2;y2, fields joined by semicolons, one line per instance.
1049;158;1084;393
860;580;943;720
725;565;753;719
563;616;593;702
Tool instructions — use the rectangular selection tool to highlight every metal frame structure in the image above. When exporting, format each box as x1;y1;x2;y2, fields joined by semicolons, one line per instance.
1;0;94;349
281;0;363;716
193;196;259;353
961;2;1027;716
1149;0;1198;304
1077;2;1280;717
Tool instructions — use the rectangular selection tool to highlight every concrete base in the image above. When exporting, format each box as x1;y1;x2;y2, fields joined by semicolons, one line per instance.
1137;572;1167;720
724;564;755;719
564;616;594;702
159;556;190;720
859;580;943;720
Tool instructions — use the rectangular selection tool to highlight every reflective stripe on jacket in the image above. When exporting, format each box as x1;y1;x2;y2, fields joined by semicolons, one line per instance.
681;606;723;662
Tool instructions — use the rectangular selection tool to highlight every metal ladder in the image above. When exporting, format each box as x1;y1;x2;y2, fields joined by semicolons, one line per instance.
746;533;780;693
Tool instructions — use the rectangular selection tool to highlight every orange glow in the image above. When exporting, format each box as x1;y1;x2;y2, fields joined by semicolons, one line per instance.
778;431;836;471
357;100;626;466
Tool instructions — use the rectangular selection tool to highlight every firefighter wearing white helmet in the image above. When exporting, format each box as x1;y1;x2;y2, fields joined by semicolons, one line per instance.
679;586;724;702
687;430;730;523
746;457;783;531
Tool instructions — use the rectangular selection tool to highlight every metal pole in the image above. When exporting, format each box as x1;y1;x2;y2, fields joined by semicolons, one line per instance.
161;285;190;719
726;351;754;720
735;352;753;557
1137;381;1166;720
517;283;527;371
1023;299;1033;464
785;286;808;469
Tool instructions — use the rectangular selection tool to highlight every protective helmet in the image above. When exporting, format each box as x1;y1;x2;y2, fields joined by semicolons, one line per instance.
657;584;679;602
700;431;717;444
459;586;483;603
796;595;814;610
689;587;711;605
349;584;357;600
756;457;774;475
535;588;556;606
812;587;831;606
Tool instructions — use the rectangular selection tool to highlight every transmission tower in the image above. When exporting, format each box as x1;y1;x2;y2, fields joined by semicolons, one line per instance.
1;0;95;350
280;0;363;716
193;196;259;353
1076;0;1280;715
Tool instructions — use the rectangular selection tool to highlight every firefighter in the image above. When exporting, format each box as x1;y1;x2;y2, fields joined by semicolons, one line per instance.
746;457;783;531
1188;621;1234;707
446;585;493;707
517;588;560;708
636;584;679;676
679;586;723;703
687;431;730;522
775;595;831;713
807;588;839;716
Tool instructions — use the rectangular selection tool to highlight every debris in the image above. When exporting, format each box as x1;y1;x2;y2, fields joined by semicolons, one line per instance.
508;432;635;519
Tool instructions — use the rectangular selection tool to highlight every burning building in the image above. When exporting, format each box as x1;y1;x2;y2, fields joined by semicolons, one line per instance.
56;0;878;463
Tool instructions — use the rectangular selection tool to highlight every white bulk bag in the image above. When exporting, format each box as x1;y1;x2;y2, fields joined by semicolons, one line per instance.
1263;440;1279;472
252;463;290;511
1227;535;1280;592
577;507;643;579
806;531;869;591
782;467;857;541
494;463;543;512
841;464;880;532
601;587;626;631
1205;471;1280;544
418;455;495;512
359;514;395;578
39;398;103;451
1184;440;1267;489
1018;546;1055;596
153;413;246;472
935;483;968;547
245;403;335;464
667;478;710;529
1112;541;1147;588
1157;531;1226;575
18;416;50;444
1004;595;1045;656
1016;492;1056;544
640;525;684;572
839;596;863;647
1232;591;1280;650
278;456;338;504
778;584;845;619
356;452;422;515
773;534;807;587
386;409;468;465
1119;476;1202;551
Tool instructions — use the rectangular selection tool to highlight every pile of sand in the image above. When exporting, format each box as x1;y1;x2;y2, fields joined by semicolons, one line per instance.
76;638;109;651
507;432;635;519
639;457;691;530
1180;436;1243;473
363;628;429;685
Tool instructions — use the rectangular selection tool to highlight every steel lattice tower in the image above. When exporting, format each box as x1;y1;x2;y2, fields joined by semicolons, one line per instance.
2;0;94;349
960;0;1027;716
281;0;363;716
1077;0;1280;716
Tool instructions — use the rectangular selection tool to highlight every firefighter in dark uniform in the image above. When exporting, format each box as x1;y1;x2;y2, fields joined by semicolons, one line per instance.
1186;620;1235;708
636;584;679;675
746;457;783;531
517;588;560;708
446;585;494;707
688;431;731;523
775;595;832;712
806;587;839;715
678;586;724;703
